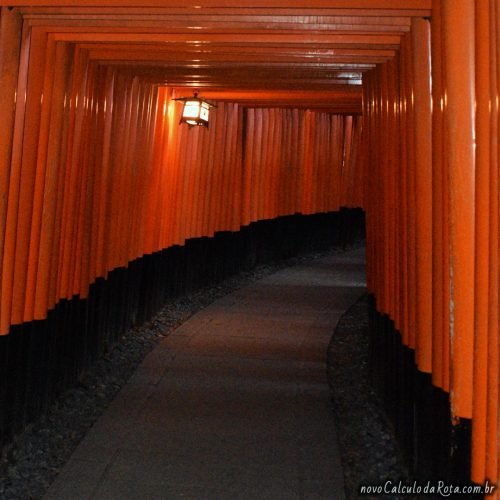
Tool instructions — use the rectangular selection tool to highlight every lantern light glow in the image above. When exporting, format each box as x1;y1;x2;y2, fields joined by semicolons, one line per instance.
174;92;215;128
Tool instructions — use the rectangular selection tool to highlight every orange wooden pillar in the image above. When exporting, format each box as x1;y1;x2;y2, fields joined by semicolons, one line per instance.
0;8;22;182
199;106;214;236
3;26;48;328
363;71;377;298
143;86;167;256
431;0;450;393
159;94;179;249
379;62;390;316
411;17;433;374
155;88;172;249
398;37;410;344
33;41;72;318
241;108;254;227
0;7;22;332
488;0;499;489
375;68;383;310
403;32;417;351
57;46;90;300
351;116;364;209
232;103;244;231
387;59;396;321
442;0;476;419
386;57;400;331
94;67;115;279
472;0;492;483
469;0;499;490
251;108;263;223
72;61;98;299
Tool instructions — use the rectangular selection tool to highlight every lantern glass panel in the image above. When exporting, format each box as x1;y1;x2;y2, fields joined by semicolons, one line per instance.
200;103;210;121
183;100;201;119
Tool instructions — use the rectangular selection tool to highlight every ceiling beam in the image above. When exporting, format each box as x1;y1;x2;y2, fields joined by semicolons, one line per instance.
3;1;431;10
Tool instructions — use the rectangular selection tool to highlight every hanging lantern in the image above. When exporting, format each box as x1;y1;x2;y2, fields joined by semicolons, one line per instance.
174;92;215;128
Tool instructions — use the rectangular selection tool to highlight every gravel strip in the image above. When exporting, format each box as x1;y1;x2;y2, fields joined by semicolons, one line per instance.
328;295;414;500
0;248;352;500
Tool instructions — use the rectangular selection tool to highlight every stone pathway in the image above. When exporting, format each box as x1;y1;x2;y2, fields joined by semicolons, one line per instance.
45;247;366;500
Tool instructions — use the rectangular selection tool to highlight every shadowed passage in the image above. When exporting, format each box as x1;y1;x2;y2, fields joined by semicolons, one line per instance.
45;247;366;500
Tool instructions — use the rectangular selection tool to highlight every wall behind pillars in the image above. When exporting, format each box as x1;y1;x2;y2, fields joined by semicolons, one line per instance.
0;45;364;337
363;0;499;489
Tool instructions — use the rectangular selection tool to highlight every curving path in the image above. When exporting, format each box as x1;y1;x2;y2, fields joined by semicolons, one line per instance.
45;247;366;500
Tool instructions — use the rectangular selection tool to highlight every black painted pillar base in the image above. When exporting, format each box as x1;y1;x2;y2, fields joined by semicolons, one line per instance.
367;296;482;496
0;209;365;447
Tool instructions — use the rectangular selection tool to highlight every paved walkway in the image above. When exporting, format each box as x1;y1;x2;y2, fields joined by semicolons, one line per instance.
45;247;366;500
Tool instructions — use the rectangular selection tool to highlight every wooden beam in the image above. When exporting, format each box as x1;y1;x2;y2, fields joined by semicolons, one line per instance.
3;0;432;10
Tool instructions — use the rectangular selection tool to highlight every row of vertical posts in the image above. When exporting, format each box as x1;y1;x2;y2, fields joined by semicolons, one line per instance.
364;0;499;490
0;7;364;337
241;109;363;226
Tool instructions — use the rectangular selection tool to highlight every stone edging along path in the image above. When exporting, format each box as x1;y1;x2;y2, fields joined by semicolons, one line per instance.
0;244;405;500
328;295;413;500
1;248;351;500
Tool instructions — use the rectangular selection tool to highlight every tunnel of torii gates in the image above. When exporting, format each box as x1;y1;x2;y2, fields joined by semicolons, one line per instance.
0;0;498;493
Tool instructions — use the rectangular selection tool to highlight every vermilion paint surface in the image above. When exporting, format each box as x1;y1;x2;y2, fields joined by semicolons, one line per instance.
0;1;497;491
